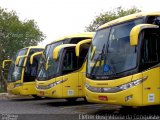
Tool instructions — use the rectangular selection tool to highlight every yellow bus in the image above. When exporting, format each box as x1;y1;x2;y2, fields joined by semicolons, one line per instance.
35;32;94;101
3;46;44;98
85;12;160;106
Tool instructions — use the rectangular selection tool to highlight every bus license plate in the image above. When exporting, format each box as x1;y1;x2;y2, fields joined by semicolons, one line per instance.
40;91;44;96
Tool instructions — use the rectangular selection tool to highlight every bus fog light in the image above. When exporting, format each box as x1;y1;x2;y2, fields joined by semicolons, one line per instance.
125;95;133;102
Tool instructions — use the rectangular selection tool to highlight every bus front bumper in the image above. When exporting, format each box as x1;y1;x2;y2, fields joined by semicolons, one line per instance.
36;86;62;98
85;85;143;107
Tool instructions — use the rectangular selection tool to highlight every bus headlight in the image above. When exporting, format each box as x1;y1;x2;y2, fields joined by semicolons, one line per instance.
85;76;147;93
37;79;66;90
85;83;101;92
14;83;23;88
118;77;147;90
85;83;120;93
48;80;63;88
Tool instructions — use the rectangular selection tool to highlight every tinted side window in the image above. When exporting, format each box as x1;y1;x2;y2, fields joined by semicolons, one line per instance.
78;43;90;68
147;16;160;26
140;29;160;71
23;48;43;82
62;46;89;75
62;48;78;75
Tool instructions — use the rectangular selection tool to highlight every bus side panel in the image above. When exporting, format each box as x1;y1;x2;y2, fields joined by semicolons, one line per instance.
78;71;85;97
142;67;160;106
22;82;36;95
36;77;63;98
54;76;63;98
62;73;79;98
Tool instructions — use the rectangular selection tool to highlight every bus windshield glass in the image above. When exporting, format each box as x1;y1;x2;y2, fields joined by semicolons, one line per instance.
87;18;143;79
7;48;28;82
37;41;64;80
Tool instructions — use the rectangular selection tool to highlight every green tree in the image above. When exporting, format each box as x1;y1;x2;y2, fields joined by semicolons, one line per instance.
0;8;45;61
85;6;141;32
0;8;45;91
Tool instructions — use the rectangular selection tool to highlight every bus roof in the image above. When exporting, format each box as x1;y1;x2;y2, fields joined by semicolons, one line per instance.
98;11;160;30
50;32;94;44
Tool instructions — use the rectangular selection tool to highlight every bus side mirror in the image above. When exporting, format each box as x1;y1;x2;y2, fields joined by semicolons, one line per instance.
16;55;27;67
75;39;91;57
2;60;12;69
52;44;76;60
30;52;43;64
52;46;60;60
130;24;159;46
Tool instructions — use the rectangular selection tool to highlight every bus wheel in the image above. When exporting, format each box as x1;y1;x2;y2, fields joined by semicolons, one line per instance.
84;97;88;102
65;98;77;102
32;95;41;100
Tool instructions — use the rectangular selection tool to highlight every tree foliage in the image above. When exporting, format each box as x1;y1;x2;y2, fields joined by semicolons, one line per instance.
0;8;45;61
85;6;141;32
0;8;45;91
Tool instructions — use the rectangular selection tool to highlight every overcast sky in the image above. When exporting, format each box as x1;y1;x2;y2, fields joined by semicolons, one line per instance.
0;0;160;46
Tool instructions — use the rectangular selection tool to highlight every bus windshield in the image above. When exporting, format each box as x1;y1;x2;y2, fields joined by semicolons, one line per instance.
7;48;28;82
37;41;63;80
87;18;143;79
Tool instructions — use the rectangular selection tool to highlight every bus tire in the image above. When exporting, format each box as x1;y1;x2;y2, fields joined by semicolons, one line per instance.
65;98;77;102
32;95;41;100
84;97;88;102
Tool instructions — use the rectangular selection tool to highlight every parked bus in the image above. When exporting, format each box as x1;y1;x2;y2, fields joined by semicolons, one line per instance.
35;32;94;101
85;12;160;106
2;46;44;98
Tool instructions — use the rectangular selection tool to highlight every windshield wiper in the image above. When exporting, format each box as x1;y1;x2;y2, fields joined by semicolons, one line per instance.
90;44;118;78
90;45;105;75
103;44;118;77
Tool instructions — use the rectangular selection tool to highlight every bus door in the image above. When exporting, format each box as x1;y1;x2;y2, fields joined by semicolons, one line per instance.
62;48;79;97
22;49;42;94
76;39;91;96
140;28;160;105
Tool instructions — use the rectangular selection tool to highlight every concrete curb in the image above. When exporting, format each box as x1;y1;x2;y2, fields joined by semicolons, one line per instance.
0;93;32;100
0;93;9;100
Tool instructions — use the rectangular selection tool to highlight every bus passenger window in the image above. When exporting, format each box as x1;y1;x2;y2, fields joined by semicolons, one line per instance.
147;16;160;26
78;44;90;68
30;56;39;77
62;49;78;74
140;29;160;71
23;49;42;82
62;46;89;75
